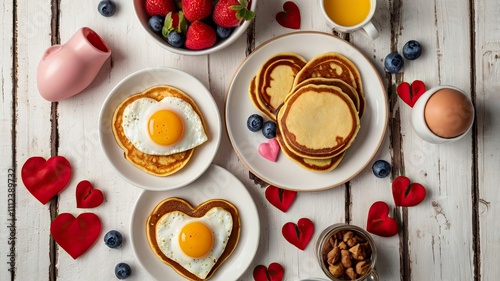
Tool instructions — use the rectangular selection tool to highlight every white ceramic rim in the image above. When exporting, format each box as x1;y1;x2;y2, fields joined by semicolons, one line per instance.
132;0;257;56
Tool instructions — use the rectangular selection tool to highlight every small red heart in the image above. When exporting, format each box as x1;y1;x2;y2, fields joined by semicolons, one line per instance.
50;213;101;259
396;80;426;107
253;262;285;281
276;1;301;29
258;138;280;162
265;185;297;212
21;156;72;204
366;201;398;237
76;180;104;208
282;218;314;250
392;176;426;207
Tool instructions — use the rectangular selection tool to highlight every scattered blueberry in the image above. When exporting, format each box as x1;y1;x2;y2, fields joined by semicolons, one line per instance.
372;160;391;178
115;263;131;279
247;114;263;132
402;40;422;60
166;32;185;48
262;121;277;139
384;52;404;73
98;0;117;17
148;16;164;33
104;230;123;249
216;26;233;39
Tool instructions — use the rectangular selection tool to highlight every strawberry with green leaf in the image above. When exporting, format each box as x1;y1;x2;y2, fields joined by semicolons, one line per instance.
163;11;188;47
213;0;255;28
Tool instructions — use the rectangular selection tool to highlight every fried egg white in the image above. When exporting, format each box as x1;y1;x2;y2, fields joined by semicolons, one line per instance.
122;96;207;155
156;208;233;279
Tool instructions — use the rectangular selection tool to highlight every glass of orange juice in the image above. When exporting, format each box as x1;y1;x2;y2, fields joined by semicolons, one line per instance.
320;0;378;39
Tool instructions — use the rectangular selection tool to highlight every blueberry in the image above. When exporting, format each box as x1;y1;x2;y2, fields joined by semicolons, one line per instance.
148;16;164;33
262;121;277;139
247;114;263;132
402;40;422;60
115;263;131;279
372;160;391;178
104;230;123;249
216;26;233;39
384;52;404;73
166;32;185;48
98;0;117;17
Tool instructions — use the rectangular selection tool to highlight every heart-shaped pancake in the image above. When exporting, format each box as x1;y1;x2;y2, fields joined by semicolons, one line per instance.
146;198;240;281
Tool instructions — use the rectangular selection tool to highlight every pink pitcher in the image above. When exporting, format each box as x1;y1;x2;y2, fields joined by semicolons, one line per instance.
37;27;111;102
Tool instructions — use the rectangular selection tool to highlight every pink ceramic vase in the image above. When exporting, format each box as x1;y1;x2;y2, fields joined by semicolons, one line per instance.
37;27;111;102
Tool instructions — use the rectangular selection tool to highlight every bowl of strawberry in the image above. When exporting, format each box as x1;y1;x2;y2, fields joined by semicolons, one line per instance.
134;0;256;55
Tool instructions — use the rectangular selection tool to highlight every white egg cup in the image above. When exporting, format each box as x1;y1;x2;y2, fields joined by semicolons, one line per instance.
411;85;474;144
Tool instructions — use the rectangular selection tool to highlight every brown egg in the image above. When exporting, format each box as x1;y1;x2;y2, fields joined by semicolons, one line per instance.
424;88;474;138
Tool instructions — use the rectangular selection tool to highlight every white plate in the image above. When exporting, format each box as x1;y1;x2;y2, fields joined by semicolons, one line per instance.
130;164;260;281
99;67;221;191
225;31;388;191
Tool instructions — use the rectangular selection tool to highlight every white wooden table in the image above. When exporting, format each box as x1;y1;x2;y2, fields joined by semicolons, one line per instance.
1;0;499;280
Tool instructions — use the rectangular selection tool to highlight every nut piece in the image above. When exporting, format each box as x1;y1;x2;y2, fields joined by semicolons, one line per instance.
349;244;366;260
341;249;352;268
329;263;345;278
343;231;354;242
345;267;357;280
327;246;341;265
356;260;371;276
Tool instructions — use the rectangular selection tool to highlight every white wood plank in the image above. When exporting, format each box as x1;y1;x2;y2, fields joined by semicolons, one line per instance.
13;0;55;280
476;0;500;279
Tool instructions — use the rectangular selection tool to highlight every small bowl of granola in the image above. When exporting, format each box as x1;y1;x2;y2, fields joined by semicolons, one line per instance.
315;224;379;281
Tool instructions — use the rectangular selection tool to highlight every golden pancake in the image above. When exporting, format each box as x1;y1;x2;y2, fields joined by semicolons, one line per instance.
146;198;241;281
249;52;306;119
112;85;207;176
293;52;365;116
277;84;360;159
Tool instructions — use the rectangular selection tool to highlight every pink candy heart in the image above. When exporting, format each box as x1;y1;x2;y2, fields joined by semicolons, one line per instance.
258;138;280;162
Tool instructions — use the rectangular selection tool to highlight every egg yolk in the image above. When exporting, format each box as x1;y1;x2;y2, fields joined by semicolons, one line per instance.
147;110;184;146
179;222;213;258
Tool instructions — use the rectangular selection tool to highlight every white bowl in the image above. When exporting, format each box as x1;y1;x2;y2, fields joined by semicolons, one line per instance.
132;0;257;56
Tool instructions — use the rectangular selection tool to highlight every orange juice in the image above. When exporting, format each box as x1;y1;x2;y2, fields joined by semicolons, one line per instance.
323;0;371;27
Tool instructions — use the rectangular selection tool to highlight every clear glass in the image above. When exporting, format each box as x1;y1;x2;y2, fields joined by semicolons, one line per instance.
315;224;379;281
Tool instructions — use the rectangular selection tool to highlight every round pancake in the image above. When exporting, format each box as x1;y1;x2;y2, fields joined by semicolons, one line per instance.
277;84;360;159
292;52;365;116
146;198;241;281
112;85;207;176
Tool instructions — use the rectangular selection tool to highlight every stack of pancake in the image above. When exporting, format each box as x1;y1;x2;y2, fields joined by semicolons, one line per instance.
249;52;365;172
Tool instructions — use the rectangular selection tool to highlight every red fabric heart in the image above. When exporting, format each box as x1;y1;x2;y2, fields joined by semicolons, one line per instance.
76;180;104;208
276;1;301;29
265;185;297;212
258;138;280;162
282;218;314;250
253;262;285;281
50;213;101;259
366;201;398;237
396;80;426;107
392;176;426;207
21;156;72;204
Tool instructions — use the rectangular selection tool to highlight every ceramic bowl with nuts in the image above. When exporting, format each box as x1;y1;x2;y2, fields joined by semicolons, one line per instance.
315;224;379;281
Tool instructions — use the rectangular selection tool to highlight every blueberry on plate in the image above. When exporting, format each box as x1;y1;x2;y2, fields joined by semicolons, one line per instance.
98;0;117;17
148;16;164;33
166;32;185;48
402;40;422;60
104;230;123;249
262;121;277;139
115;263;131;279
216;26;233;39
247;114;263;132
372;159;391;178
384;52;404;73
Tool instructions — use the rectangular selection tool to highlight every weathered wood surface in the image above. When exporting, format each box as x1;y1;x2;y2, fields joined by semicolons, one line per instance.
1;0;497;280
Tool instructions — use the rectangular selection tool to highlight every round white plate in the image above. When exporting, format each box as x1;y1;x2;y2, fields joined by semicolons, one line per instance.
99;67;221;191
225;31;388;191
130;164;260;281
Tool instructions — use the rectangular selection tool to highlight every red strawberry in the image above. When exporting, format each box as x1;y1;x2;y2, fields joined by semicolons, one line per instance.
181;0;213;22
213;0;255;28
185;21;216;50
146;0;176;17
